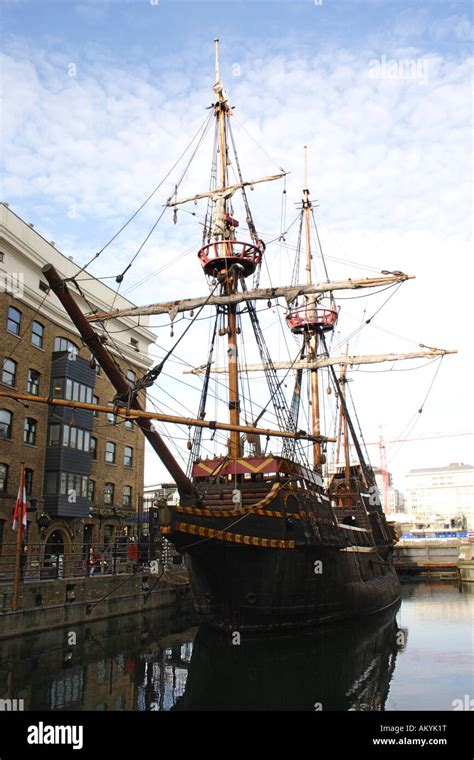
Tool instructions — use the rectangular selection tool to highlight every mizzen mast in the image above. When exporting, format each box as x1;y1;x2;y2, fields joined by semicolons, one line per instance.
304;146;322;470
286;148;338;472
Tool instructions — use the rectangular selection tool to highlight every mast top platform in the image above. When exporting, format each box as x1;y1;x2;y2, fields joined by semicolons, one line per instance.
198;239;265;278
286;303;338;334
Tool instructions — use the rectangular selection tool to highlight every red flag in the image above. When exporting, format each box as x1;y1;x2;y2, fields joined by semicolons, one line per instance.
12;471;27;532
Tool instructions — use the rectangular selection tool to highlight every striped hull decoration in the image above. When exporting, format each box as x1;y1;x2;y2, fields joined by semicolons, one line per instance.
167;521;295;549
175;505;300;520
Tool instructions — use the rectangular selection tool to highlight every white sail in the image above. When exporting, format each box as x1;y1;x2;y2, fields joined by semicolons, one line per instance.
165;172;288;208
183;349;456;374
86;274;413;322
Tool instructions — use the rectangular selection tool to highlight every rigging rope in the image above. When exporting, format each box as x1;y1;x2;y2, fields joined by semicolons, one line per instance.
71;111;214;281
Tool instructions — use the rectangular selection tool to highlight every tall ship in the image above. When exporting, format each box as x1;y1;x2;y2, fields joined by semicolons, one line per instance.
2;40;454;632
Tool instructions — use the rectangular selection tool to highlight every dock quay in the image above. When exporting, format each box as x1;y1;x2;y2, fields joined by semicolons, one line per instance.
0;539;189;639
458;541;474;583
393;537;463;579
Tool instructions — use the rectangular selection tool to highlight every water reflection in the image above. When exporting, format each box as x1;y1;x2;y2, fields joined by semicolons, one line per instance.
0;582;472;711
175;604;403;711
0;602;197;712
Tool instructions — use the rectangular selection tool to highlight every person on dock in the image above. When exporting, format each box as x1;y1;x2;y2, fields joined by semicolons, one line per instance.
127;537;138;571
87;547;100;576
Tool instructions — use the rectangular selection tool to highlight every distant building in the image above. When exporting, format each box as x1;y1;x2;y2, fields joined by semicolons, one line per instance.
0;203;156;575
143;483;179;506
404;463;474;528
372;467;405;513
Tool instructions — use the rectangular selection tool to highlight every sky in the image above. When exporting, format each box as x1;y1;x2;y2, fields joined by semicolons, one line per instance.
1;0;473;493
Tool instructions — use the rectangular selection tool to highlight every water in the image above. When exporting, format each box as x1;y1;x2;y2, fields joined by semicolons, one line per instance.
0;581;472;711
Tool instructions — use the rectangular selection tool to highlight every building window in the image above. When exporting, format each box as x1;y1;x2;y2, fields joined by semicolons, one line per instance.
122;485;132;508
45;472;88;498
31;321;44;348
92;395;99;418
105;442;116;464
0;464;8;493
27;369;41;395
54;336;79;356
90;436;97;460
104;483;114;505
25;468;33;496
61;425;91;452
51;378;64;398
0;410;12;439
51;378;93;404
45;472;57;494
2;358;17;386
88;479;96;503
130;338;139;350
48;424;61;446
23;418;37;445
7;306;21;335
125;419;134;430
94;363;100;376
124;446;133;467
39;280;49;293
106;403;116;424
126;370;136;385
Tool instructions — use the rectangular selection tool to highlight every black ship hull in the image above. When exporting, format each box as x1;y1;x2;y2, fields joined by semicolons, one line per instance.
162;459;401;632
173;540;401;632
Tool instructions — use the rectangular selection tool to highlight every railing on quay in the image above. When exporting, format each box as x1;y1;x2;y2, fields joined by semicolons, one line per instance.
0;537;184;584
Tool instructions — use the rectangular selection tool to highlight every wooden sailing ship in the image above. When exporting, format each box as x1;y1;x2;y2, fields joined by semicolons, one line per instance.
1;39;455;632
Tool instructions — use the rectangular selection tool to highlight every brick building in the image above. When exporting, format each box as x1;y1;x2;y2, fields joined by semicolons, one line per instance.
0;203;155;577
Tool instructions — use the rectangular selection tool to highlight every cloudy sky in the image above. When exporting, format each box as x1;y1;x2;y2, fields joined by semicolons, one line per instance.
1;0;472;492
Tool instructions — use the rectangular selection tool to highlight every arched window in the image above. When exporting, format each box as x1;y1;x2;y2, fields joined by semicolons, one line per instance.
124;446;133;467
24;468;33;496
7;306;21;335
2;358;17;386
23;418;37;446
54;336;78;355
0;410;12;439
105;442;116;464
27;369;41;395
104;483;114;505
0;463;8;493
31;321;44;348
122;485;132;508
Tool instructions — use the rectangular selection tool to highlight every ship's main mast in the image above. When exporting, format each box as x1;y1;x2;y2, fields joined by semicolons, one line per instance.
213;38;241;460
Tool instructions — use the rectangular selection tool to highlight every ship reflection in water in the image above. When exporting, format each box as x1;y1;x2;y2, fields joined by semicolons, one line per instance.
174;604;402;711
1;582;472;711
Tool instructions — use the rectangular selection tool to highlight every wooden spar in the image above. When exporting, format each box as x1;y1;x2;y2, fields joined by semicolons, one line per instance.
0;391;335;443
41;263;195;497
184;349;457;374
85;274;414;322
165;173;288;208
303;146;321;469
